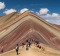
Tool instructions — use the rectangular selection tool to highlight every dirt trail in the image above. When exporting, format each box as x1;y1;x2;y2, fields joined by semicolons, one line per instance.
0;44;60;56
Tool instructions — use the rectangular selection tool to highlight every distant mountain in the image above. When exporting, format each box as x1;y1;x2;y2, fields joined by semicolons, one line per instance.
0;10;60;53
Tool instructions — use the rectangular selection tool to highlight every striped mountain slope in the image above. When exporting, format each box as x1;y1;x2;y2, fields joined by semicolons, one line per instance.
0;10;60;53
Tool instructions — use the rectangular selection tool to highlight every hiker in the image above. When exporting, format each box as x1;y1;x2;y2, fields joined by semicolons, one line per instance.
1;49;3;53
37;44;41;49
35;41;39;46
28;39;32;47
29;41;31;47
25;40;29;50
1;46;3;53
16;44;19;55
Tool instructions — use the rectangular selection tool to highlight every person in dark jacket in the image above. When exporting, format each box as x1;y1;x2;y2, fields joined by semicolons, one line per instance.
1;49;3;53
16;44;19;55
25;40;29;50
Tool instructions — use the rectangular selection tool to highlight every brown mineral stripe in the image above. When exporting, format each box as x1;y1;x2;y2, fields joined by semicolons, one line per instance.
0;10;60;53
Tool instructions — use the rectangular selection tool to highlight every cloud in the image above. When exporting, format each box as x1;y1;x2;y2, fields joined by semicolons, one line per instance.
46;19;49;22
36;8;60;19
41;13;60;24
36;12;40;15
45;14;51;17
52;13;60;18
36;8;60;25
3;9;17;15
45;13;60;19
20;8;29;13
42;14;60;25
39;8;49;15
0;2;5;10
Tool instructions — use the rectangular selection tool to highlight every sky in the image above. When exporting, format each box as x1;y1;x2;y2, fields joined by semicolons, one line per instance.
0;0;60;25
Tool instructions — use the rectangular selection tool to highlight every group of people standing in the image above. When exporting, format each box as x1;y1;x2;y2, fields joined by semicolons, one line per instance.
15;39;42;55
